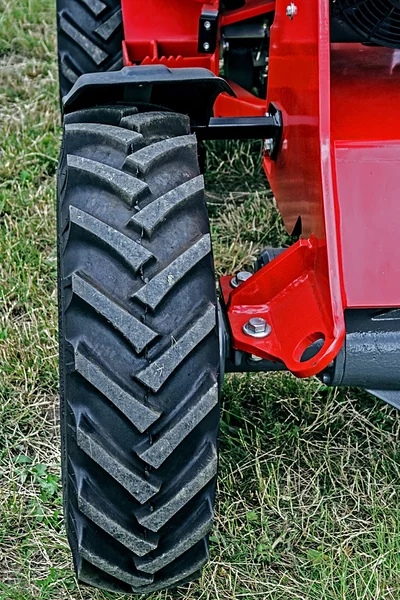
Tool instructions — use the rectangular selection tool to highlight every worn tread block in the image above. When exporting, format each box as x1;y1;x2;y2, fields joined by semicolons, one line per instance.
72;273;157;352
77;422;161;503
136;304;216;392
59;13;107;65
78;494;158;556
69;205;154;270
123;135;197;177
135;501;213;574
120;112;190;142
133;235;211;310
79;545;154;587
136;444;217;532
66;123;144;156
74;349;160;432
129;175;204;236
79;0;106;16
95;8;122;40
67;154;148;207
132;542;208;593
138;383;218;468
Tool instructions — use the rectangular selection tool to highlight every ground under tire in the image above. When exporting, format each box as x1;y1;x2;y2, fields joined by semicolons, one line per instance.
57;106;221;594
56;0;123;98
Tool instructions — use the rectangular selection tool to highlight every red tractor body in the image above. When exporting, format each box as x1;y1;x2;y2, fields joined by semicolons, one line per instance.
116;0;400;380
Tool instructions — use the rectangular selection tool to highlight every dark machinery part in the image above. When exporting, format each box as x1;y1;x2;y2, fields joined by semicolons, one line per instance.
222;0;246;9
198;6;219;54
222;16;272;98
62;66;233;125
331;0;400;49
321;309;400;390
255;246;286;271
194;113;282;141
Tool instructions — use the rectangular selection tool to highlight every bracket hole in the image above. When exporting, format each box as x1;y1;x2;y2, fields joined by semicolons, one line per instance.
295;332;326;364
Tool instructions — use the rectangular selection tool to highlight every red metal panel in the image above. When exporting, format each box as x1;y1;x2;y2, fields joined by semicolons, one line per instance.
214;81;267;116
264;0;325;238
335;142;400;308
121;0;219;66
330;44;400;308
225;0;345;376
221;0;275;27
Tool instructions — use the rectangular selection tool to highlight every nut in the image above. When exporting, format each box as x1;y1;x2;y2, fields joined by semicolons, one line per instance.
231;271;252;288
286;2;298;19
243;317;272;339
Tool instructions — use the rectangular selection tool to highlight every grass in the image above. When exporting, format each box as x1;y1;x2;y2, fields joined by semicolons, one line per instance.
1;1;400;598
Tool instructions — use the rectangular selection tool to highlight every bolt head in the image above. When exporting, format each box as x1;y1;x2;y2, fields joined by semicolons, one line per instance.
264;138;275;154
231;271;252;288
243;317;272;339
203;42;210;51
250;354;263;362
204;20;211;30
286;2;298;19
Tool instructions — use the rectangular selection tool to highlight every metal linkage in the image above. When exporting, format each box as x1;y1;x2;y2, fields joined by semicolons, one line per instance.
194;110;282;145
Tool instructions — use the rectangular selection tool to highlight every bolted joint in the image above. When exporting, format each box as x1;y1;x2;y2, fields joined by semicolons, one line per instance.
286;2;298;19
264;138;275;155
243;317;272;339
231;271;252;288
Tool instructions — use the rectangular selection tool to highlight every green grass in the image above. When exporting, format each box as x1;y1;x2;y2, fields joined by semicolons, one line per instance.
1;1;400;598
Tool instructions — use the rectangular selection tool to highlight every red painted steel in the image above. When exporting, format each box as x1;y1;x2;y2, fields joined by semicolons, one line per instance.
221;237;341;377
226;0;345;376
120;0;400;376
122;0;218;64
331;44;400;308
221;0;275;26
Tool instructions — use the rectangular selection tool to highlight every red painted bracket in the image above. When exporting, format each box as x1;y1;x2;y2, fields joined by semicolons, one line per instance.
221;237;345;378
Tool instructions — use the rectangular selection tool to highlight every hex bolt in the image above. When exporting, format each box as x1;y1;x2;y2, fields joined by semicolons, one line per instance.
264;138;275;154
204;20;211;30
231;271;252;288
250;354;263;363
286;2;298;19
203;42;210;51
243;317;272;339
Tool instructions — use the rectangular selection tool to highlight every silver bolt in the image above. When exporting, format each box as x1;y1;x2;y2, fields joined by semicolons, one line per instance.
203;42;210;51
231;271;252;288
264;138;275;154
204;20;211;30
243;317;272;339
286;2;298;19
222;40;230;52
250;354;263;362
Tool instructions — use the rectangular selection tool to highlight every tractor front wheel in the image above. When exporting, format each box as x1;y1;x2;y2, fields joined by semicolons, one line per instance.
57;106;220;593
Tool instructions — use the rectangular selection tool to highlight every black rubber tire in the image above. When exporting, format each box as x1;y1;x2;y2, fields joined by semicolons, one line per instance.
56;0;123;99
57;106;220;594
